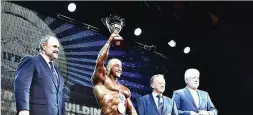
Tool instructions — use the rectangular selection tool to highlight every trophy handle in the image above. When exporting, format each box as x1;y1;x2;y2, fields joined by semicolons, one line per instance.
101;18;110;29
105;17;111;31
120;18;125;27
101;18;106;25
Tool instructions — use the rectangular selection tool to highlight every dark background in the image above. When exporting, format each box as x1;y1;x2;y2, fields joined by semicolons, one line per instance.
10;1;253;114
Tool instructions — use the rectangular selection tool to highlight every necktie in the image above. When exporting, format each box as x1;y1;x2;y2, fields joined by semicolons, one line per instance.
157;95;163;115
49;61;59;87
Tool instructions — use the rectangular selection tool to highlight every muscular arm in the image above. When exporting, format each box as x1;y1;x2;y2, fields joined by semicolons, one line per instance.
91;33;115;85
127;98;138;115
126;89;138;115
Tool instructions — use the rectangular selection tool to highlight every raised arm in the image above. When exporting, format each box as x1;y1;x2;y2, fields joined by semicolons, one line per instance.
91;33;116;85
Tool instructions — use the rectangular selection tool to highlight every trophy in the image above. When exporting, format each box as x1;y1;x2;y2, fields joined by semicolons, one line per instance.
101;14;125;46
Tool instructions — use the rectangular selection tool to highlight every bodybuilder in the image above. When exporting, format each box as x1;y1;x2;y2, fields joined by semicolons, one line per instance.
91;33;138;115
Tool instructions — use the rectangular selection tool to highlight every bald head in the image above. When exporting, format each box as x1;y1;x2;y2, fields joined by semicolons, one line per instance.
106;58;122;78
40;35;60;60
150;74;166;94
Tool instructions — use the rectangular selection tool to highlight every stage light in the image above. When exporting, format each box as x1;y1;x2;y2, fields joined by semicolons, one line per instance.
134;28;142;36
168;40;176;47
184;47;190;54
68;3;76;12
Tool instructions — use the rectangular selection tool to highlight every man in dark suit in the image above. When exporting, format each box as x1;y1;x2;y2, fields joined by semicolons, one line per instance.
172;68;217;115
14;35;65;115
136;74;178;115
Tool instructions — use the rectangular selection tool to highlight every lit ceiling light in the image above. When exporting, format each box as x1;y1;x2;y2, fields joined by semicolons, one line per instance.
168;40;176;47
68;3;76;12
184;47;190;54
134;28;142;36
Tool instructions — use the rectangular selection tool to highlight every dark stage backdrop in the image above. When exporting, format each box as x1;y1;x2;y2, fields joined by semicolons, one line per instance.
1;2;176;115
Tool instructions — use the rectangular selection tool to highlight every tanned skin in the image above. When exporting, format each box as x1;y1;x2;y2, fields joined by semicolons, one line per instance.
91;33;138;115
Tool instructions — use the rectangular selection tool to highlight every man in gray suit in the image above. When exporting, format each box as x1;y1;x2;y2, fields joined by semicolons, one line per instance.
136;74;178;115
172;68;217;115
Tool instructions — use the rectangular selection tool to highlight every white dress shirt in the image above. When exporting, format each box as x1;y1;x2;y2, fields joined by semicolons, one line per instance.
40;54;59;80
188;87;199;108
152;92;163;109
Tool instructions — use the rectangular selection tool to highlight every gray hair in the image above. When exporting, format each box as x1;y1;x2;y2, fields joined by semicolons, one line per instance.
150;74;164;87
39;35;57;52
184;68;200;84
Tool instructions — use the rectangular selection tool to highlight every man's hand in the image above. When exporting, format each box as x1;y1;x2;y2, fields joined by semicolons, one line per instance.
109;32;120;41
18;110;29;115
190;111;199;115
198;110;209;115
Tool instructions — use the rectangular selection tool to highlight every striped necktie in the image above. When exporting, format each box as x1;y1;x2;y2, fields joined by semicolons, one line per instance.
49;61;59;87
157;95;163;115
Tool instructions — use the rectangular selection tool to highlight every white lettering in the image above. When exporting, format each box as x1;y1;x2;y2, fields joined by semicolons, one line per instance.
90;107;93;115
72;103;76;113
76;104;82;114
93;108;101;115
65;102;101;115
82;105;90;114
66;102;71;111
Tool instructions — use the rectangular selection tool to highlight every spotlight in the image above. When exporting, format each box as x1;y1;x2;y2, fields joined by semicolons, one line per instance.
168;40;176;47
184;47;190;54
134;28;142;36
68;3;76;12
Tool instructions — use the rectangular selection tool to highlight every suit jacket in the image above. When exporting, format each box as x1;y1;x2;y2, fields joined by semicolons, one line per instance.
136;94;178;115
172;87;218;115
14;54;65;115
